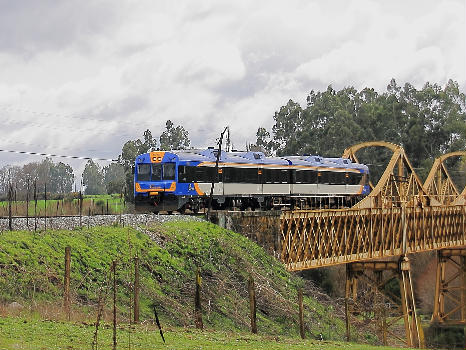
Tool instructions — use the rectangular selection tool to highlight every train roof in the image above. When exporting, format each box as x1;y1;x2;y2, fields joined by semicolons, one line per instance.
136;149;368;171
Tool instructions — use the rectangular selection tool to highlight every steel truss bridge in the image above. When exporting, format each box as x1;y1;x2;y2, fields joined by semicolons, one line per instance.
280;142;466;348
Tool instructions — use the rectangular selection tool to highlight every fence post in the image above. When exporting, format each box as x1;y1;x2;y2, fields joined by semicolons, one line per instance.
44;183;47;231
14;183;17;214
112;260;117;350
64;246;71;320
79;190;82;229
34;180;37;232
119;190;123;226
248;274;257;334
195;267;203;329
298;288;305;339
134;257;140;323
8;183;12;231
26;178;30;228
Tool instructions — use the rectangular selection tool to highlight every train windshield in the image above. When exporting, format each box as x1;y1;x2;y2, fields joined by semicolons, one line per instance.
152;164;162;181
163;163;176;180
137;164;151;181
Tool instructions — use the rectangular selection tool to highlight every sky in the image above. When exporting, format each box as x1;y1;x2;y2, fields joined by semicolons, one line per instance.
0;0;464;177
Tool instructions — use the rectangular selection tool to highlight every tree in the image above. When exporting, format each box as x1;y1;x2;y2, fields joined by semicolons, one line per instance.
142;129;157;153
82;160;105;195
159;120;190;150
50;162;74;193
104;163;125;194
3;158;75;197
255;79;465;184
118;129;162;201
271;100;304;156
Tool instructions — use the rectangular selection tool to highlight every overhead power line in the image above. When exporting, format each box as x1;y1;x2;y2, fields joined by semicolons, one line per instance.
0;149;117;162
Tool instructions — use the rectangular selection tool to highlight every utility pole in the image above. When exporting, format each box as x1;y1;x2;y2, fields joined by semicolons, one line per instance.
206;126;228;220
225;126;231;152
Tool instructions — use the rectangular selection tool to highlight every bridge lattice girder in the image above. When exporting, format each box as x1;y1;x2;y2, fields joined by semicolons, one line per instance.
423;151;466;206
281;142;466;271
281;205;466;270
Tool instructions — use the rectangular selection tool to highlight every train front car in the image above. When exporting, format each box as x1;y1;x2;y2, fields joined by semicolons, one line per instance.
134;151;180;212
134;151;173;212
134;150;213;212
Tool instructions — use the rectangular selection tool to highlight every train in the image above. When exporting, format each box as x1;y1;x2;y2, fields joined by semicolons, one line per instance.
133;148;370;213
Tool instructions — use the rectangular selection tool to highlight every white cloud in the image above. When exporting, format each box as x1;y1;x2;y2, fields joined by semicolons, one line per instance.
0;0;463;171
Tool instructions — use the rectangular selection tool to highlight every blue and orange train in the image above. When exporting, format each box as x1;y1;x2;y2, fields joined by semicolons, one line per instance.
134;148;370;212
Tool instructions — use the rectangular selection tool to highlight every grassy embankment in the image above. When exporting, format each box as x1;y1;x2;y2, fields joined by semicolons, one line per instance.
0;194;127;216
0;220;402;349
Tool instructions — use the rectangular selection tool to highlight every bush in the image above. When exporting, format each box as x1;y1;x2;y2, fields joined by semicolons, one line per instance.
64;192;80;203
95;199;105;207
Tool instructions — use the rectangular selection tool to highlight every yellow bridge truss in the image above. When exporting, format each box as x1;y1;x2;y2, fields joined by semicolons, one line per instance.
280;142;466;347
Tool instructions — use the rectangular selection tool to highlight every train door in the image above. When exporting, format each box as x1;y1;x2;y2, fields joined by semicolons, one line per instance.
162;162;176;190
258;167;263;195
215;167;224;196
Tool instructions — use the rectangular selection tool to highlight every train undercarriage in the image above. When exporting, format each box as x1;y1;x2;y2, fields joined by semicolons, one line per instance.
134;193;365;214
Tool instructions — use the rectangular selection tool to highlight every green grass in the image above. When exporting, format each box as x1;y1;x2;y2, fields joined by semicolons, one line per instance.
0;316;408;350
0;221;349;340
0;220;404;347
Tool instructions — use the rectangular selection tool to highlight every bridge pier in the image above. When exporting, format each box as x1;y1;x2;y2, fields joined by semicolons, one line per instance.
209;210;282;256
345;257;423;348
432;248;466;325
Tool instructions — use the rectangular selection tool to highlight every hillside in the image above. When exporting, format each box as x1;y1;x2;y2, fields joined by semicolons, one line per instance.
0;218;347;342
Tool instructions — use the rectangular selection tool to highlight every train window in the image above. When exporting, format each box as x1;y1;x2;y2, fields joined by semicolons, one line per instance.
263;169;277;184
326;172;346;185
177;166;219;183
137;164;151;181
338;172;346;184
163;163;176;180
195;166;217;183
223;167;258;183
178;165;188;182
194;167;205;181
262;168;272;184
151;164;162;181
347;172;363;185
223;168;258;183
295;170;318;184
223;167;234;183
262;168;290;184
320;172;329;184
239;168;258;184
279;170;289;183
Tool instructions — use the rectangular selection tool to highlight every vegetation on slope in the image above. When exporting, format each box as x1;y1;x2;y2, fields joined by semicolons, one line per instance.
0;220;344;340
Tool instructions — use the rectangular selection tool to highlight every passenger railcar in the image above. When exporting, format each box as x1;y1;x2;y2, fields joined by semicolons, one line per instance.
134;148;369;212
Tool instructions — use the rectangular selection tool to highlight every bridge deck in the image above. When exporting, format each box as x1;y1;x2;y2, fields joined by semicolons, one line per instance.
281;205;466;271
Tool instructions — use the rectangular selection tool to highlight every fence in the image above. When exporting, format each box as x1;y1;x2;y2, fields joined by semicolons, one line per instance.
0;180;128;231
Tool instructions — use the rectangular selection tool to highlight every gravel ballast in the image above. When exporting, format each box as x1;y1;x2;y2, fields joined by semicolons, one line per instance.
0;213;204;232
